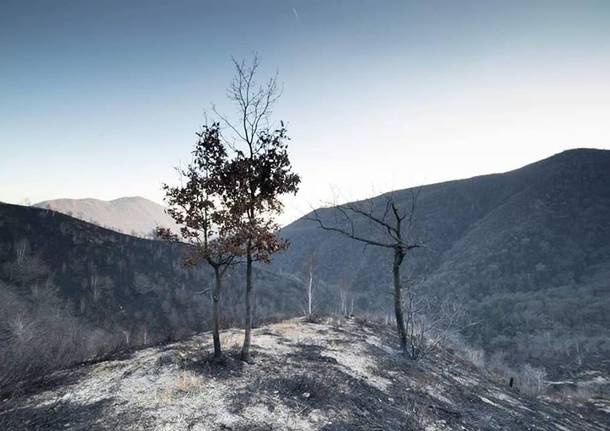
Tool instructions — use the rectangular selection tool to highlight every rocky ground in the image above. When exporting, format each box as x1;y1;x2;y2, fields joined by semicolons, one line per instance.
1;318;608;430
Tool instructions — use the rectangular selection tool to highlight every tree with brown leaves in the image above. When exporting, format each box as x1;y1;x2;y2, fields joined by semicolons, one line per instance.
215;57;301;362
159;123;241;360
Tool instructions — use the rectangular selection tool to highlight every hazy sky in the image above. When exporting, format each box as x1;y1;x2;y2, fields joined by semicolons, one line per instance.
1;0;609;225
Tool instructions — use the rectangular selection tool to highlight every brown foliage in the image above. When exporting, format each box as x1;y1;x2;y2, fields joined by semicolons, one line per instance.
160;123;241;268
160;56;301;362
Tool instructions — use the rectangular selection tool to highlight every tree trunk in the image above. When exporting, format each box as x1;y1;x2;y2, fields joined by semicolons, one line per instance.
212;266;222;360
307;268;313;317
393;247;407;352
240;241;254;362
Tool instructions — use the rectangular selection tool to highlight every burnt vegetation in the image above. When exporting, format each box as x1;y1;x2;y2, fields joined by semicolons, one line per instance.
275;149;610;378
0;203;304;395
1;149;609;417
0;52;609;429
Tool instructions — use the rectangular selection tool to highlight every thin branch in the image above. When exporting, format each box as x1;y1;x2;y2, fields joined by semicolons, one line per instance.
307;209;395;249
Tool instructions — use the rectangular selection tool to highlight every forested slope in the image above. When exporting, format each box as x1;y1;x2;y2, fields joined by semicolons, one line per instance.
272;149;610;374
0;203;303;392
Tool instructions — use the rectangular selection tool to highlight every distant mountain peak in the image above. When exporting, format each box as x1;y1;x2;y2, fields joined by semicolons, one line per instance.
109;196;152;203
33;196;176;237
537;147;610;163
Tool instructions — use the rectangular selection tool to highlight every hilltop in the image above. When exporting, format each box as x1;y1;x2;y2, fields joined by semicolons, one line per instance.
1;318;607;430
33;196;177;237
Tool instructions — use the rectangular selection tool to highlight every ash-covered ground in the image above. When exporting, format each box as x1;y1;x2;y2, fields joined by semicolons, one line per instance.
1;318;607;430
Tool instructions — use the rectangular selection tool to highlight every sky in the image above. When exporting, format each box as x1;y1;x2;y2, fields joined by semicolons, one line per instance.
1;0;609;225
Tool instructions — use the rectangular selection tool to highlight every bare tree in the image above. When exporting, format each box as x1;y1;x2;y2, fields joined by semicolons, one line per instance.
121;329;131;347
337;277;354;317
15;239;28;266
401;270;463;359
90;274;100;303
308;190;422;355
214;56;300;363
300;251;317;319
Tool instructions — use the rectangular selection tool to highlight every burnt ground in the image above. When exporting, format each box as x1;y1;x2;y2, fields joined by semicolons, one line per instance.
1;318;608;430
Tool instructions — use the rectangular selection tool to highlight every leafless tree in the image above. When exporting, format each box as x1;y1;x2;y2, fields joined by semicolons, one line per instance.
91;274;100;302
15;239;28;266
401;271;463;359
308;190;423;355
337;278;354;317
300;251;317;319
121;329;131;347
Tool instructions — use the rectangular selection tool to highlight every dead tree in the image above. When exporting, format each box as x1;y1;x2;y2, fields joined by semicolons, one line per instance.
402;270;463;359
337;278;354;317
308;190;422;355
300;251;317;319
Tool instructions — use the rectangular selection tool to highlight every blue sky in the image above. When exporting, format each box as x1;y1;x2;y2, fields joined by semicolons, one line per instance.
1;0;609;224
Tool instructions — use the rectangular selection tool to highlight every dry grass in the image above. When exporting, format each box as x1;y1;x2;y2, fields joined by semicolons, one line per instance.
319;315;347;328
271;321;301;333
155;370;203;405
221;332;243;350
550;384;603;405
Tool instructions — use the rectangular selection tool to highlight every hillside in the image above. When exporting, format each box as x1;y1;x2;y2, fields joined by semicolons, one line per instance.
0;203;304;392
33;196;177;237
272;149;610;375
0;318;607;430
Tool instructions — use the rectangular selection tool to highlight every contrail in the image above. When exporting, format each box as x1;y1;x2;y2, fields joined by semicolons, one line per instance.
292;7;300;22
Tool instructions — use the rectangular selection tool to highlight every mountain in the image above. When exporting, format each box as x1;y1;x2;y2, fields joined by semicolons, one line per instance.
33;196;177;237
0;202;303;394
1;318;606;430
272;149;610;375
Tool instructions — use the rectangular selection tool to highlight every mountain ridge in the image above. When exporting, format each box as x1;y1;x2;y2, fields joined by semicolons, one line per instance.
33;196;177;237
